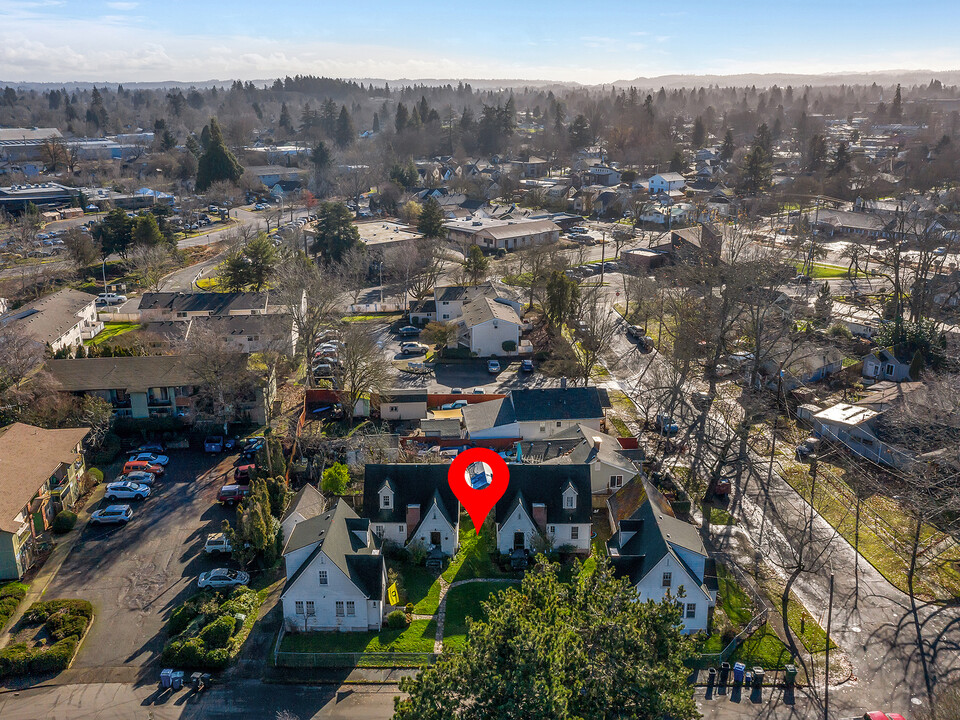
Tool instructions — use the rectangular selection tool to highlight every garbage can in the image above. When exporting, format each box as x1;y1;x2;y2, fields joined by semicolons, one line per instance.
744;670;753;687
171;671;185;691
719;661;731;685
753;667;764;688
785;664;797;687
707;667;717;685
733;662;746;685
160;668;173;689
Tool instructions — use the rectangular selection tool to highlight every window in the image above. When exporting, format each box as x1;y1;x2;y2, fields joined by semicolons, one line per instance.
318;570;328;585
610;475;623;488
335;601;344;617
565;495;575;509
571;526;579;540
442;314;449;319
176;312;187;318
686;603;697;619
375;525;384;537
885;363;895;376
389;406;398;412
306;601;316;616
549;526;556;534
346;601;356;616
556;421;562;427
382;494;391;508
539;423;546;433
295;601;304;615
662;572;672;588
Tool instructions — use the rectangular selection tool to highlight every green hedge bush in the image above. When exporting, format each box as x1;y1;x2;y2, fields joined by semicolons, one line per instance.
46;612;88;642
52;511;78;534
86;467;104;484
0;635;81;678
28;599;93;623
0;583;27;632
161;637;230;671
386;609;408;629
198;614;235;649
167;603;200;637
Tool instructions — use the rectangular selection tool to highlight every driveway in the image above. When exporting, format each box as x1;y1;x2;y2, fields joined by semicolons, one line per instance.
44;450;240;675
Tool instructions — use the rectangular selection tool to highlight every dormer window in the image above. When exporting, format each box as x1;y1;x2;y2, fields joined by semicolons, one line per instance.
382;494;391;508
565;496;574;508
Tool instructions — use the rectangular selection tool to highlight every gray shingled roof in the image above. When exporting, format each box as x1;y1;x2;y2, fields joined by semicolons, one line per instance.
1;289;97;346
47;355;203;393
362;464;460;526
138;291;269;314
494;465;591;525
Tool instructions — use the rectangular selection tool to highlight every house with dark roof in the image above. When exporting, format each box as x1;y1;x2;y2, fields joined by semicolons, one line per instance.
463;387;606;441
494;465;592;556
362;465;460;557
606;477;716;633
280;498;387;631
136;290;299;322
862;347;914;383
541;423;641;494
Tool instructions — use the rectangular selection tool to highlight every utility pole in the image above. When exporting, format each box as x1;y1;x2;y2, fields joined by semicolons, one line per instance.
825;573;834;720
600;229;606;284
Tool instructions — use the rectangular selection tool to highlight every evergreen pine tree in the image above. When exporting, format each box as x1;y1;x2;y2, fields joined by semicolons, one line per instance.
196;118;244;192
335;105;354;148
417;197;445;238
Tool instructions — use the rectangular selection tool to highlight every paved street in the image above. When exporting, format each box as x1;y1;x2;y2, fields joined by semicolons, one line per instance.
43;450;239;675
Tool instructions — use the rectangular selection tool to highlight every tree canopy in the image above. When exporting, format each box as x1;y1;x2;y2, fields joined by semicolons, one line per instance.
394;557;698;720
417;196;445;239
196;117;244;192
311;202;361;262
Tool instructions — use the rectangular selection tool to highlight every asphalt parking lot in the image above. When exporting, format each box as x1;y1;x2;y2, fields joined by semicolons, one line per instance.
45;450;241;674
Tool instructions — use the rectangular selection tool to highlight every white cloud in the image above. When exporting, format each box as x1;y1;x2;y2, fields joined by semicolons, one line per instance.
105;1;138;8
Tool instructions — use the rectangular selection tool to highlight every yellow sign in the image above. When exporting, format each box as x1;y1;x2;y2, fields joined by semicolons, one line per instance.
388;583;400;606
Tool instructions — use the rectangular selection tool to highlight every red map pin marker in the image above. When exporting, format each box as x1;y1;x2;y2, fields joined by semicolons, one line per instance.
448;447;509;535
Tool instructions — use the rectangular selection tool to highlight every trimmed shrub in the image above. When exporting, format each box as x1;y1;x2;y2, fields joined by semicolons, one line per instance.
386;610;408;629
405;603;414;614
86;467;105;485
0;583;27;632
46;611;88;642
0;644;32;678
168;603;200;637
29;599;93;623
52;511;78;534
198;614;235;649
28;636;77;675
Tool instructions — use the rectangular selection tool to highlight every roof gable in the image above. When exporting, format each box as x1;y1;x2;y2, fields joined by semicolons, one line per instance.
363;465;460;525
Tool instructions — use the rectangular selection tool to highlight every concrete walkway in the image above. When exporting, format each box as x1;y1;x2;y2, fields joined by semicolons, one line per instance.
0;485;103;650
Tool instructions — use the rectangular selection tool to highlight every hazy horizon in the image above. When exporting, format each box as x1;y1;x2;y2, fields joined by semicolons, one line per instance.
3;0;960;85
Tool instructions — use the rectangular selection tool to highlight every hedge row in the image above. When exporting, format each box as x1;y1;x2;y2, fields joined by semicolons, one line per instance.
0;598;91;678
0;583;27;632
162;587;256;671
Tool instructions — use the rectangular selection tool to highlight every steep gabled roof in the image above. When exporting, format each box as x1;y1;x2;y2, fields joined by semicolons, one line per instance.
281;483;325;525
282;499;384;600
362;464;460;526
494;465;591;525
508;388;604;423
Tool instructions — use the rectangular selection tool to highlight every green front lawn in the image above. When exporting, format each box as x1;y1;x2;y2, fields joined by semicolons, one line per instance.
86;322;141;346
442;582;508;651
796;262;870;279
442;515;517;583
728;625;794;670
399;565;443;615
279;619;436;654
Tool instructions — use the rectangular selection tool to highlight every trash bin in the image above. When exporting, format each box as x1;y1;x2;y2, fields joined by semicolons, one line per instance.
171;671;185;691
753;667;764;687
733;662;746;685
160;668;173;689
719;661;731;685
707;667;717;684
744;670;753;686
785;664;797;686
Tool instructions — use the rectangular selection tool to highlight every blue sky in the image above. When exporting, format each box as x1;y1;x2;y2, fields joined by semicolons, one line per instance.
2;0;960;83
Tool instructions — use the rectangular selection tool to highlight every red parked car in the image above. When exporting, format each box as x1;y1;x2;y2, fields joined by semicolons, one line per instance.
217;484;250;506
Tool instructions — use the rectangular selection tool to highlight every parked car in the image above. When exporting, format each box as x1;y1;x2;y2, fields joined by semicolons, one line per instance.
136;442;165;454
790;274;812;284
441;400;469;410
312;362;334;377
654;414;679;435
401;342;428;356
198;568;250;589
521;359;534;372
241;437;264;460
204;435;224;453
122;459;164;476
203;533;233;555
117;470;156;486
234;464;256;484
626;325;644;339
104;481;151;501
217;484;250;506
96;292;127;305
487;359;501;373
796;437;820;461
128;452;169;466
472;388;485;394
450;388;464;394
90;505;133;525
569;226;588;234
397;326;421;337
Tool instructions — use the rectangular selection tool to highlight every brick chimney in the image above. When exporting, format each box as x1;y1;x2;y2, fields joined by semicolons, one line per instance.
405;504;420;540
532;503;547;532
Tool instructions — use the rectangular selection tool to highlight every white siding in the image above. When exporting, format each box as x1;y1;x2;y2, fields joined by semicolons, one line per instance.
632;555;710;634
517;417;602;440
496;505;539;554
380;401;428;421
467;318;520;357
281;550;384;631
410;503;459;556
467;421;520;440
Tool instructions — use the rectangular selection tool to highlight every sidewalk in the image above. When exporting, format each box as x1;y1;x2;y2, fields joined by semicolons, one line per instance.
0;485;103;650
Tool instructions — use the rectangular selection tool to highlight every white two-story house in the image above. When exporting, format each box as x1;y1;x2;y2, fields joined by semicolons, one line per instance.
362;464;460;557
493;465;592;556
280;499;386;632
607;477;716;634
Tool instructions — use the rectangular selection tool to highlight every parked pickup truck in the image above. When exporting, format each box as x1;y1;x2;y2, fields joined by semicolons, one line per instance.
203;533;233;554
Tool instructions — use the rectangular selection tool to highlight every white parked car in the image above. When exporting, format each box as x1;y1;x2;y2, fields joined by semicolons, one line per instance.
104;481;151;501
117;470;156;486
96;292;127;305
128;452;169;466
198;568;250;589
203;533;233;555
90;505;133;525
